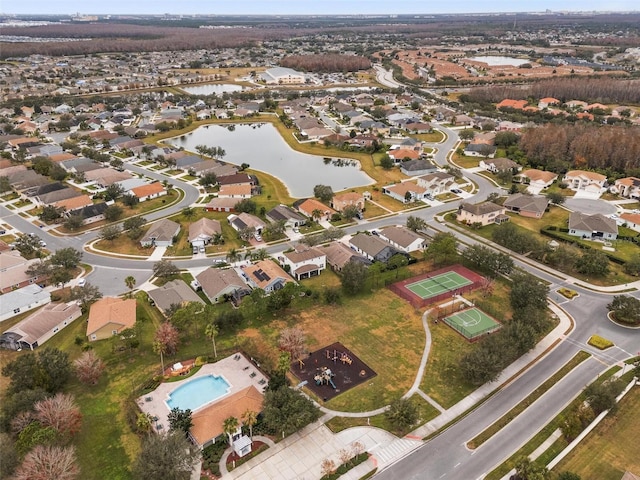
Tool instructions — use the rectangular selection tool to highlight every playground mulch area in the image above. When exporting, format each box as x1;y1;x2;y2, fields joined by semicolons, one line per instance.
388;264;485;308
291;342;377;402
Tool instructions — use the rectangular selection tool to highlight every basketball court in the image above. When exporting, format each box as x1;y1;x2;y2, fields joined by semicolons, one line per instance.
443;307;501;341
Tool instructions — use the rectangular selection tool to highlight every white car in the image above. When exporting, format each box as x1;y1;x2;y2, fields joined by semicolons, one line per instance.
254;233;263;242
77;278;86;287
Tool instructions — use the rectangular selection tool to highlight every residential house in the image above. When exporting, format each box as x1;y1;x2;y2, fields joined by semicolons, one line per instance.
349;233;402;263
613;177;640;198
0;302;82;350
503;193;550;218
538;97;560;109
140;219;180;247
464;143;497;158
294;198;336;222
279;244;326;280
417;172;456;197
72;203;109;225
218;184;252;199
86;297;137;341
518;169;558;191
382;181;427;203
53;194;93;213
266;205;306;229
480;158;520;173
457;202;508;227
189;218;222;248
331;192;365;213
205;197;239;212
36;188;82;207
196;268;250;304
227;213;266;236
0;252;47;293
388;148;420;162
147;279;204;315
400;159;438;176
320;241;371;272
568;212;618;240
241;260;294;293
0;284;51;323
496;99;528;110
130;182;167;202
620;213;640;233
564;170;607;192
378;226;426;253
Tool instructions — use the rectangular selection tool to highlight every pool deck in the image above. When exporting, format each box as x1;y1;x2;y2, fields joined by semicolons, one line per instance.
137;353;269;433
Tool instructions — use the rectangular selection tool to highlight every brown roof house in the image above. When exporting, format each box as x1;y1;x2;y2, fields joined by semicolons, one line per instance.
196;268;250;304
382;181;428;204
613;177;640;199
294;198;336;222
331;192;365;213
140;219;180;248
319;241;371;272
568;212;618;240
190;384;264;448
241;260;295;293
86;297;136;341
189;218;222;248
0;302;82;351
457;202;508;227
278;244;327;280
564;170;607;193
503;193;550;219
266;205;306;229
517;169;558;193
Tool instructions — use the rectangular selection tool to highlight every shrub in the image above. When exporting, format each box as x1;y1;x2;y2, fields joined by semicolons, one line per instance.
587;335;614;350
557;288;578;299
194;356;207;367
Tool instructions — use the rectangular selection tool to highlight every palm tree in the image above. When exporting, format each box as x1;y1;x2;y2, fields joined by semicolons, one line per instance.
124;276;136;298
204;322;218;358
241;410;258;442
222;416;239;447
226;248;241;265
311;209;322;222
153;341;166;375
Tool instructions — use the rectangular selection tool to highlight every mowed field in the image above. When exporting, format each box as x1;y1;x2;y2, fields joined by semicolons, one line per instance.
555;386;640;479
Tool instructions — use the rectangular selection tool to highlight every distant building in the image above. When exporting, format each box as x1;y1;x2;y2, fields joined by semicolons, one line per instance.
259;67;305;85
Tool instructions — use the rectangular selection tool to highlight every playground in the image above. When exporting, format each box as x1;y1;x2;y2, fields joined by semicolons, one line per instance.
388;264;485;308
442;307;501;341
291;342;377;402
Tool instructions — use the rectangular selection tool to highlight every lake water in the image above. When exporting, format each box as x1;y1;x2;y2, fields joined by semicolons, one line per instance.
168;123;373;198
181;83;243;95
468;56;530;66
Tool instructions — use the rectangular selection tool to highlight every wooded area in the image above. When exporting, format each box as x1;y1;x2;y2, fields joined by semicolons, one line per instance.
463;77;640;105
280;54;371;73
519;124;640;174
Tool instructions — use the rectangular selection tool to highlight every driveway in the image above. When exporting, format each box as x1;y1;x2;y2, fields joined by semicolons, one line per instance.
563;197;616;216
573;189;604;200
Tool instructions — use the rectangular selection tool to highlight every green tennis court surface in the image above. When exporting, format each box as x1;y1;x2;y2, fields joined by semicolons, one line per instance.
405;271;473;300
444;307;501;340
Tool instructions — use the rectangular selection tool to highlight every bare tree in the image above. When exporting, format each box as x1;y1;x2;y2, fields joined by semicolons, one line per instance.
73;350;106;385
278;327;306;363
338;448;351;465
351;441;365;457
14;445;79;480
34;393;82;438
321;458;336;476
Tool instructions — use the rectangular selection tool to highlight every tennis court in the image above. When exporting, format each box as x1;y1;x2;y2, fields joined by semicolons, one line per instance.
405;271;473;300
444;307;501;341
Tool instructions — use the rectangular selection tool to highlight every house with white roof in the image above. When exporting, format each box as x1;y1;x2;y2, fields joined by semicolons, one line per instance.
0;284;51;323
259;67;305;85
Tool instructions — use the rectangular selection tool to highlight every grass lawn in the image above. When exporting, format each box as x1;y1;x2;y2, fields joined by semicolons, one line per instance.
326;393;440;436
410;131;445;143
363;201;390;219
451;153;479;169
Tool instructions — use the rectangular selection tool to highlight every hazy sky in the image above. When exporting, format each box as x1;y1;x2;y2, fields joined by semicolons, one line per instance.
1;1;637;16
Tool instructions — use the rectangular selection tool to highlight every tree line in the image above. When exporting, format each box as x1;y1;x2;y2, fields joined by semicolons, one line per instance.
462;77;640;105
518;123;640;174
280;54;371;73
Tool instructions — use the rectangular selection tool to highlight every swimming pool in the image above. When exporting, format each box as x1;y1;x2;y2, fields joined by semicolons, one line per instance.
166;374;231;412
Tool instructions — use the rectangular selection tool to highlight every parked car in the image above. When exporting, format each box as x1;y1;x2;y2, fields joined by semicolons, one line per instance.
192;246;198;254
450;188;462;194
254;233;262;242
77;278;86;287
199;245;205;253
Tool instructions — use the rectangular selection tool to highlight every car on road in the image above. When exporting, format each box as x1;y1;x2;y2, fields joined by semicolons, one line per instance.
450;188;462;194
77;278;86;287
39;240;46;247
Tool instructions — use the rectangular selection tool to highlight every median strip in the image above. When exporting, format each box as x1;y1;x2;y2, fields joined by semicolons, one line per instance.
467;351;591;449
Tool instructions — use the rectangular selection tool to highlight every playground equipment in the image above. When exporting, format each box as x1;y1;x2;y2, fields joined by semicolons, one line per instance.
326;349;352;365
314;367;337;389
